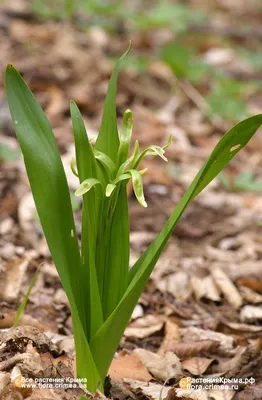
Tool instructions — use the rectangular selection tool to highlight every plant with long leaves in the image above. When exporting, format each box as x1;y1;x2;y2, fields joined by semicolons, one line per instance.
5;44;262;393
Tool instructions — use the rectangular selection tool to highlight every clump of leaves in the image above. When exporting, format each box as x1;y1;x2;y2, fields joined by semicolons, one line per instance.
5;44;262;393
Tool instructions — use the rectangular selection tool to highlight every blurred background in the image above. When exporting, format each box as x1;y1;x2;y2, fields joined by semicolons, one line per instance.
1;1;262;397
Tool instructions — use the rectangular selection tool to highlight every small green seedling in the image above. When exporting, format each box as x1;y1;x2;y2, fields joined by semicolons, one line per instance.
5;43;262;392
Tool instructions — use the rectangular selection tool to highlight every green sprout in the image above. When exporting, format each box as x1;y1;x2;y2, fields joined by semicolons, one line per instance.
5;43;262;393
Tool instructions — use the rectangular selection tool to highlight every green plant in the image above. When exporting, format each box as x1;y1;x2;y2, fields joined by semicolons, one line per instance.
5;44;262;393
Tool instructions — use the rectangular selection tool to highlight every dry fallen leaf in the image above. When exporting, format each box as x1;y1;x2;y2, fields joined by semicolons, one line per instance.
124;379;172;400
158;319;181;355
134;349;182;381
191;275;221;302
182;357;214;375
171;341;219;359
213;345;253;376
175;387;209;399
180;327;235;354
124;314;164;339
211;268;242;309
156;271;191;301
240;305;262;322
223;321;262;332
109;352;152;382
238;285;262;304
237;277;262;293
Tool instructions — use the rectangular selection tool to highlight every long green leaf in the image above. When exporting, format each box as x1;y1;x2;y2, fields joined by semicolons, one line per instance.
5;66;101;391
95;42;131;162
70;101;103;339
102;185;129;319
5;65;82;318
89;114;262;382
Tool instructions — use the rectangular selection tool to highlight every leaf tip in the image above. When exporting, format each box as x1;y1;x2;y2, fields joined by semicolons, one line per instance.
6;64;14;70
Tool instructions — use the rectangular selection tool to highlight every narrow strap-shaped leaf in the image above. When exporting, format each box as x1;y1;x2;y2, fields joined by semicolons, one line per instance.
89;114;262;383
5;65;85;325
5;66;99;388
117;109;133;166
102;185;130;319
70;101;104;338
95;42;132;162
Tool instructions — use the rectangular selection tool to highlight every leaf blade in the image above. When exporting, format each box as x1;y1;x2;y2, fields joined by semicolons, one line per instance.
70;101;104;338
5;66;101;390
95;42;131;162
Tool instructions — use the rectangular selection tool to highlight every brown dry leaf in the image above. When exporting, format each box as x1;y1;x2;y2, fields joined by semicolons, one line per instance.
208;389;235;400
110;380;136;400
191;275;221;302
240;305;262;322
0;257;29;302
109;353;152;382
124;314;164;339
171;341;219;359
211;268;242;309
237;277;262;293
223;321;262;332
180;327;235;354
175;388;209;399
221;261;262;281
238;285;262;303
133;349;182;381
214;345;252;375
158;320;181;355
124;379;172;400
182;357;214;375
156;271;191;301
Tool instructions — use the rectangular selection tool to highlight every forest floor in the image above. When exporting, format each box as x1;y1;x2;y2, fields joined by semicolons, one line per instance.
1;1;262;399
